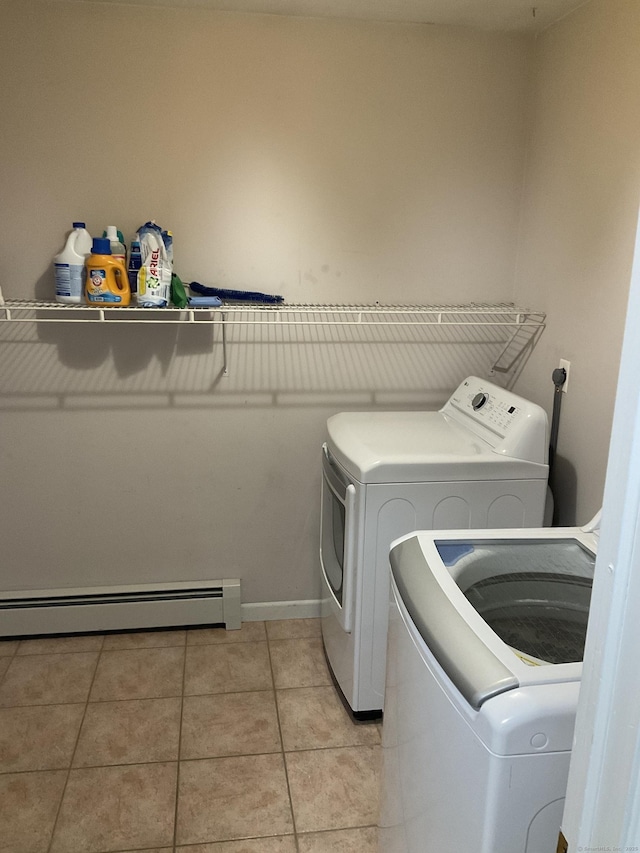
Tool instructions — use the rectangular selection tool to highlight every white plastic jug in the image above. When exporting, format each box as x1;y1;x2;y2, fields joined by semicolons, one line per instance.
105;225;126;266
54;222;93;304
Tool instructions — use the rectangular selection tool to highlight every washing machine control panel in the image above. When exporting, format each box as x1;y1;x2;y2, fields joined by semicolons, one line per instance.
443;376;548;465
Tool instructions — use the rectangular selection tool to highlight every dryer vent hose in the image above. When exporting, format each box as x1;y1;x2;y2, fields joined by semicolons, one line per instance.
549;367;567;476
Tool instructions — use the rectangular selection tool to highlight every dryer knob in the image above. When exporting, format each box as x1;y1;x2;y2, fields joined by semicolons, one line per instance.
472;392;488;410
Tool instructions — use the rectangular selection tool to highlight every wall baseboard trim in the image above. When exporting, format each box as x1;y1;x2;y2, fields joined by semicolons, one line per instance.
242;600;321;621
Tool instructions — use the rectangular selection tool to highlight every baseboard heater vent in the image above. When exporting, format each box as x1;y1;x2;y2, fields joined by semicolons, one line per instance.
0;579;241;637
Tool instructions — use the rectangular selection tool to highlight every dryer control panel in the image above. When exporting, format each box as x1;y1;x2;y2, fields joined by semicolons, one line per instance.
442;377;548;465
469;390;521;433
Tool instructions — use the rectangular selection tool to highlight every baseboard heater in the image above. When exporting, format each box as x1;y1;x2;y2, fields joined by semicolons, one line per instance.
0;579;241;637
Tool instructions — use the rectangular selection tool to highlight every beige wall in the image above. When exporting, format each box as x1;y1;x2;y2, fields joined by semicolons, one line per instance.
2;0;639;604
513;0;640;525
1;2;531;303
0;2;532;604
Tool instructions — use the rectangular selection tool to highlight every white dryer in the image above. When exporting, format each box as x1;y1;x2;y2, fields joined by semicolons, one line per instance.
320;376;549;717
379;517;599;853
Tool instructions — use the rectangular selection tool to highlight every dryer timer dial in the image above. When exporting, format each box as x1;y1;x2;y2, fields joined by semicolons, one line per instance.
472;392;488;410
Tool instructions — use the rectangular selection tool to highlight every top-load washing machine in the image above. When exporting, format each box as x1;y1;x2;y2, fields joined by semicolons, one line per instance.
320;376;549;717
379;515;599;853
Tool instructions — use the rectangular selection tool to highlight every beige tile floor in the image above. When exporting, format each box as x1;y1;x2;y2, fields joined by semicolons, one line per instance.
0;618;380;853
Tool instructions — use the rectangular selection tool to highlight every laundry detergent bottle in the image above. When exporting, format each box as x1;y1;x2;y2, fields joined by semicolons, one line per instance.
105;225;126;266
85;238;131;306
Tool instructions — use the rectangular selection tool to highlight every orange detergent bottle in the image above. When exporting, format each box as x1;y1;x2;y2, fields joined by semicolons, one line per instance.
85;237;131;306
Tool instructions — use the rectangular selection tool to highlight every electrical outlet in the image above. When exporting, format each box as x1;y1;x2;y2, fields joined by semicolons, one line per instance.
559;359;571;393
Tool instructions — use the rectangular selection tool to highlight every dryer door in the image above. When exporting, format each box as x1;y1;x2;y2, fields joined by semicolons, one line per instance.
320;444;358;633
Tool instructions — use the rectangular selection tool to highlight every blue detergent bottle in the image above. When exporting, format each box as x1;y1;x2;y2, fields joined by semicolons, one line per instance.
128;239;142;296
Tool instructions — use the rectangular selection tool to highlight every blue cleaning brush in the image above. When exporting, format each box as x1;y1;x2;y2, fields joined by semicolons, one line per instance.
190;282;284;305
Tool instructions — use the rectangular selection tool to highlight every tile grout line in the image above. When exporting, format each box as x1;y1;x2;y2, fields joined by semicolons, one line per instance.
10;644;110;656
0;740;378;779
45;632;106;853
0;643;19;691
172;634;188;851
266;623;301;853
94;846;174;853
0;692;184;710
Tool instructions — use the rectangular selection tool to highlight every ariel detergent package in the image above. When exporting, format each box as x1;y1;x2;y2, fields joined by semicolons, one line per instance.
136;221;173;307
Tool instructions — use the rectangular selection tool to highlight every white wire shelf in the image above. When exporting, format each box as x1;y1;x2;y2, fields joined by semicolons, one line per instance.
0;299;545;327
0;297;545;378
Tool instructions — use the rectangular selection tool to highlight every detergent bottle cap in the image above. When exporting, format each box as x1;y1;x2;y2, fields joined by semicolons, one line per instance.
106;225;119;241
73;221;87;229
92;237;111;254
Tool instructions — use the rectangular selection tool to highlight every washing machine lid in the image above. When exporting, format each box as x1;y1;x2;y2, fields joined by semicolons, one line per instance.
389;525;597;710
326;411;548;484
